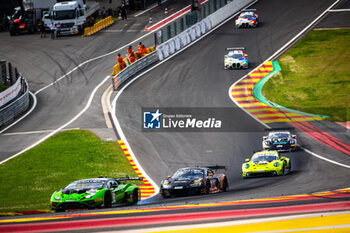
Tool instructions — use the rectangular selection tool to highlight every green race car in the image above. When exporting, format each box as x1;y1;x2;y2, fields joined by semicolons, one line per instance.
242;151;291;178
50;176;142;211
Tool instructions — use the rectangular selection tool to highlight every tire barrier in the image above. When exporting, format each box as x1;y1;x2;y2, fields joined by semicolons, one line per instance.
82;16;114;37
0;77;30;127
111;46;157;90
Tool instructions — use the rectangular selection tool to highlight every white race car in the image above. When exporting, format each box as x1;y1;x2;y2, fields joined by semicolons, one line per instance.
235;9;259;28
224;48;248;69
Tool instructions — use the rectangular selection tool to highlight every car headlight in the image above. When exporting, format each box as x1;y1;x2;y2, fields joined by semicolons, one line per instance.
264;141;270;145
54;195;61;201
290;139;295;144
163;180;169;185
85;190;97;199
190;179;203;187
274;162;280;167
245;164;250;169
236;21;241;24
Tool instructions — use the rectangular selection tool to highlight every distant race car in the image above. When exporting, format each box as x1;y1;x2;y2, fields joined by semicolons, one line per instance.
235;9;259;28
50;176;142;211
262;131;297;152
160;166;229;198
242;151;291;178
224;48;248;69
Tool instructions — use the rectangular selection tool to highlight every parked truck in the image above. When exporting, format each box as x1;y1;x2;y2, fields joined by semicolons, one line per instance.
50;0;99;35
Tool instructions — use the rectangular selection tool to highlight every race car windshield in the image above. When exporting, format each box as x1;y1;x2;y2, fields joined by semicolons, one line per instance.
229;54;243;59
66;181;105;189
173;169;204;179
269;133;290;139
252;154;278;163
240;15;252;19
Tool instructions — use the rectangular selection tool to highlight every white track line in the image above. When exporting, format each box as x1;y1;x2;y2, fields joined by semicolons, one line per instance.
0;75;110;165
1;128;80;136
111;0;259;199
228;0;350;169
328;8;350;12
101;84;113;128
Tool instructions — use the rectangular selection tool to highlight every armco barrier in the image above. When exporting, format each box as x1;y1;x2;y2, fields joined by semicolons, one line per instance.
0;77;30;127
112;51;159;90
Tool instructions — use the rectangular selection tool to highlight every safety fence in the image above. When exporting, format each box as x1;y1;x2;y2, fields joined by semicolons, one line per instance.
154;0;232;45
156;0;254;60
0;77;29;127
111;47;158;90
82;16;114;37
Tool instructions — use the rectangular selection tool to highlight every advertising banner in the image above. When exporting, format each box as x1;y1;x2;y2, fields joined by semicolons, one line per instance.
0;77;21;107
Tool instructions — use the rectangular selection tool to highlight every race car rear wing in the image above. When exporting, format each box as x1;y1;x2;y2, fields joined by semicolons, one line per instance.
113;176;143;181
241;9;256;12
265;127;295;131
227;47;245;51
206;165;228;171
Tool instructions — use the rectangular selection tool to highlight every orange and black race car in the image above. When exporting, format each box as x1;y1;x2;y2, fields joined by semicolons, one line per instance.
159;166;229;198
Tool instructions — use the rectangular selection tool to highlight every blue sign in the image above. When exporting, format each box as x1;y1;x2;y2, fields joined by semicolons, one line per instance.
143;109;162;129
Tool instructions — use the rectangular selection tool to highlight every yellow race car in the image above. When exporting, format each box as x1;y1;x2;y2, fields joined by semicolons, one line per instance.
242;151;291;178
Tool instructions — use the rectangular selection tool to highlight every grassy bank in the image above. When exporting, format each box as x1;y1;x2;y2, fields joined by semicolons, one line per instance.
263;29;350;121
0;130;140;213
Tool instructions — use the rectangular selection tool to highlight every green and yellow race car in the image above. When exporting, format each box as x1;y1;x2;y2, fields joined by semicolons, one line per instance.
50;176;142;211
242;151;291;178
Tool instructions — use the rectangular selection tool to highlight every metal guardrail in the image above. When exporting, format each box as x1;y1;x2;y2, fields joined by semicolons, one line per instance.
0;78;30;127
112;51;159;90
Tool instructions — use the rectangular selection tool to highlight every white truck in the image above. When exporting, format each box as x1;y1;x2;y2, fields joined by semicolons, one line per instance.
52;0;86;35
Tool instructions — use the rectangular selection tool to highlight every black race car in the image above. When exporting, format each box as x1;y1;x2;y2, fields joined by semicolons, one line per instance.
159;166;229;198
262;131;297;152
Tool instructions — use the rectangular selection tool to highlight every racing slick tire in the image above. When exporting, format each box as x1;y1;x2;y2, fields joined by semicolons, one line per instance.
221;177;229;192
103;191;112;208
205;180;210;194
132;189;139;204
281;164;285;176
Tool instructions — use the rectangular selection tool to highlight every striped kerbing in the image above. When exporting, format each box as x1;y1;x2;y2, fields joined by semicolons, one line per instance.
118;140;156;199
231;61;323;123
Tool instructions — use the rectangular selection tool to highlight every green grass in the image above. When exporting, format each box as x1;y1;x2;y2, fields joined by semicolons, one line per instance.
0;130;141;213
263;29;350;121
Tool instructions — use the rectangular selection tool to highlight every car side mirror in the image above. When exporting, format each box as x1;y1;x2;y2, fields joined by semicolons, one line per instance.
244;54;248;57
167;175;171;178
245;158;250;162
280;157;285;160
263;136;267;140
292;135;296;139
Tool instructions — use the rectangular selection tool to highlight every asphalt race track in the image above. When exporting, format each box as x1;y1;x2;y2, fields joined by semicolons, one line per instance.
115;0;350;206
0;0;349;230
